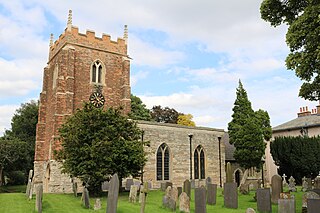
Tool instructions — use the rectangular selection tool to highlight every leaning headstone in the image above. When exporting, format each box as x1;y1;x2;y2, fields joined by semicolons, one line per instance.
179;192;190;213
83;187;90;209
271;174;283;204
224;182;238;209
302;177;308;192
207;183;217;205
257;188;271;213
35;183;43;213
307;199;320;213
183;179;191;200
288;176;296;192
278;194;295;213
101;181;110;191
177;186;182;197
162;186;176;211
25;170;33;198
282;173;288;188
129;185;138;203
94;198;101;210
106;173;119;213
125;179;134;191
246;208;256;213
195;186;206;213
140;182;149;213
206;177;212;188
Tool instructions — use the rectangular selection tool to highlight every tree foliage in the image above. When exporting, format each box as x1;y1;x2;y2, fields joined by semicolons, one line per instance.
271;136;320;183
56;103;147;194
260;0;320;100
177;114;196;127
228;80;271;169
129;94;151;121
150;105;182;124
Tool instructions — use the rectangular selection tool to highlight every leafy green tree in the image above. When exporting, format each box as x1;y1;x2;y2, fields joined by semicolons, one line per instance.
151;105;182;124
129;94;151;121
177;114;196;127
56;103;147;195
271;136;320;183
228;80;269;169
260;0;320;100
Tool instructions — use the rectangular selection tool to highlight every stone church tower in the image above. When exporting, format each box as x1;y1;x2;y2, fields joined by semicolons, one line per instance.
33;10;131;192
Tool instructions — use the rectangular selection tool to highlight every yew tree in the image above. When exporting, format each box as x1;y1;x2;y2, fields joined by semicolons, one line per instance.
56;103;147;194
260;0;320;100
129;94;151;121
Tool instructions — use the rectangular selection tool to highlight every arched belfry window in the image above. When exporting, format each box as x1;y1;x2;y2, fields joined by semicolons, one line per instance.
156;143;170;181
91;60;105;84
194;145;205;179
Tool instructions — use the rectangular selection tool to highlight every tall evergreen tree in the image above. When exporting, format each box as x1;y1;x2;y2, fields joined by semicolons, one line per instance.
228;80;269;169
129;94;151;121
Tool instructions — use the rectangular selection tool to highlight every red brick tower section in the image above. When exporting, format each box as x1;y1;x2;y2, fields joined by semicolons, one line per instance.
33;10;131;192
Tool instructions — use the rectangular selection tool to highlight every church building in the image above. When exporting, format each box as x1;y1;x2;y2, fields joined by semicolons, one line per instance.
33;11;226;193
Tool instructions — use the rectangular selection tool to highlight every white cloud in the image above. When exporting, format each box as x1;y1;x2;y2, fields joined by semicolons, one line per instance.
0;105;19;136
131;70;149;86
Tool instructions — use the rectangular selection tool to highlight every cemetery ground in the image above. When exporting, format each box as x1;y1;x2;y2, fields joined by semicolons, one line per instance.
0;185;304;212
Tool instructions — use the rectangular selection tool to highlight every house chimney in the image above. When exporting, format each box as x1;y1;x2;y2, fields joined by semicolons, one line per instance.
298;106;311;117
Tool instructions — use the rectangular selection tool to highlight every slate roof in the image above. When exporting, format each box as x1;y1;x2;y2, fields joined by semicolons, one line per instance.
272;114;320;132
223;132;236;161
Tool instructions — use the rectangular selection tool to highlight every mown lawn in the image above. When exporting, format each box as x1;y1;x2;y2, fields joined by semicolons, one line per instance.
0;185;304;212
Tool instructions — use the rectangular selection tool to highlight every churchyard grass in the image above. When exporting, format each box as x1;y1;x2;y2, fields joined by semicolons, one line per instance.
0;186;304;212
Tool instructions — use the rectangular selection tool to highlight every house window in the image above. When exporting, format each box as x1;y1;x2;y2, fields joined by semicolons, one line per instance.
156;143;170;181
91;60;104;84
194;145;205;179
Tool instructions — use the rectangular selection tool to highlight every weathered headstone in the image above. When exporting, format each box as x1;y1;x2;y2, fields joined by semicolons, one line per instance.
106;173;119;213
307;199;320;213
94;198;101;210
206;177;212;188
35;183;43;213
288;176;296;192
83;187;90;209
207;183;217;205
224;182;238;209
163;186;176;211
314;177;320;189
226;162;233;183
129;185;138;203
257;188;271;213
282;174;288;188
278;195;295;213
195;186;206;213
246;208;256;213
25;170;33;198
302;191;320;208
183;179;191;200
101;181;110;191
271;174;283;204
177;186;182;197
240;183;249;195
307;178;312;191
161;182;166;191
140;182;149;213
165;182;173;190
72;180;78;197
171;187;179;204
302;177;308;192
179;192;190;213
125;179;134;191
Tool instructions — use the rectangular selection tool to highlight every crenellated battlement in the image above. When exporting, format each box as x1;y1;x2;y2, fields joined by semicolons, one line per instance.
49;25;127;62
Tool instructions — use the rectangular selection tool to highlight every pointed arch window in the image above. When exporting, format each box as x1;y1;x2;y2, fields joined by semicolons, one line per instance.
194;145;205;179
156;143;170;181
91;60;104;84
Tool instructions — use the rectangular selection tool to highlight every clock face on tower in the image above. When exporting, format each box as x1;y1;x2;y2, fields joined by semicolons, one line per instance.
89;92;105;108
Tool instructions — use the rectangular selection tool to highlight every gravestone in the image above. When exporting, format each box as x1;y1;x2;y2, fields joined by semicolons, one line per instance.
35;183;43;213
177;186;182;197
101;181;110;191
125;179;134;191
302;191;320;208
129;185;138;203
25;170;33;198
171;187;179;204
183;179;191;199
161;182;166;191
139;185;144;203
288;176;296;192
307;199;320;213
282;173;288;188
207;183;217;205
72;180;78;197
195;186;206;213
257;188;271;213
224;182;238;209
140;182;149;213
271;174;283;204
179;192;190;213
106;173;119;213
314;177;320;189
94;198;101;210
191;179;195;189
302;177;308;192
206;177;212;188
165;182;172;189
226;162;233;183
83;187;90;209
240;183;249;195
147;181;152;189
278;195;295;213
246;208;256;213
134;180;141;190
163;186;176;211
307;178;312;191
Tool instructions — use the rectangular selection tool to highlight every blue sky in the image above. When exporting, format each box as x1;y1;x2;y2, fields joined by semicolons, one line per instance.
0;0;316;135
